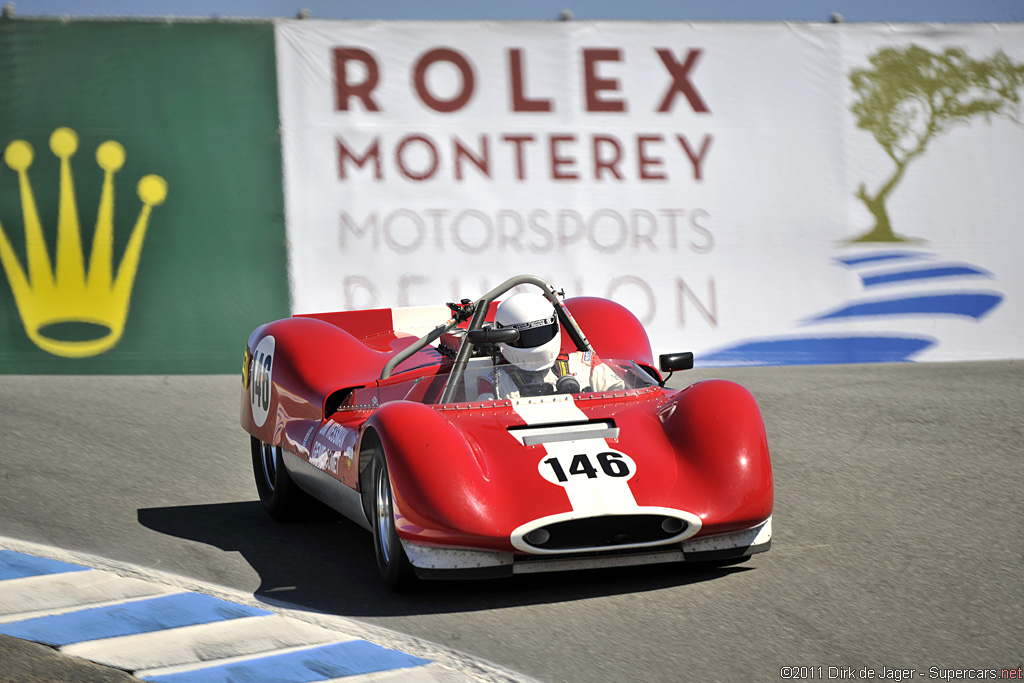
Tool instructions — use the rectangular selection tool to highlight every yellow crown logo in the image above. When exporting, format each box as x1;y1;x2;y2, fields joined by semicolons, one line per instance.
0;127;167;358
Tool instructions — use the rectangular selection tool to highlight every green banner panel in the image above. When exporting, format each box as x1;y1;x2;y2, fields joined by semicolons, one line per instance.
0;19;290;373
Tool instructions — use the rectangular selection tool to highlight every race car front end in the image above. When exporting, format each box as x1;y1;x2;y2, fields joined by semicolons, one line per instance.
371;381;773;580
398;516;772;579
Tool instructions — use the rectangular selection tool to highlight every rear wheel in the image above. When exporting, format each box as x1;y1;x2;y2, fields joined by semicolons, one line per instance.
370;449;418;591
251;436;315;521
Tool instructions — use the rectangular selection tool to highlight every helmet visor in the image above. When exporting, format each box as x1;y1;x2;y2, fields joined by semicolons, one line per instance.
502;316;559;349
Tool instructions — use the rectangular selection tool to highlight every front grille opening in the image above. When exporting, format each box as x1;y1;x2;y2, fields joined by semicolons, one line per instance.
524;515;688;551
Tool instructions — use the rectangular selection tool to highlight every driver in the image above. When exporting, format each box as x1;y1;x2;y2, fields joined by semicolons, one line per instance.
477;292;624;400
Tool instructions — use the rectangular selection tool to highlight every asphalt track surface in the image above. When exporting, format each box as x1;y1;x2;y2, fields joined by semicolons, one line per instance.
1;361;1022;682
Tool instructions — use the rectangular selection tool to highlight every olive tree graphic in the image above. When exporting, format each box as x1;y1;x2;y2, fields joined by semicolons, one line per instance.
849;45;1024;242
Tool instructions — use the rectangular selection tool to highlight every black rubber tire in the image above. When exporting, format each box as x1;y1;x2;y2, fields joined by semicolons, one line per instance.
250;436;316;522
369;449;418;591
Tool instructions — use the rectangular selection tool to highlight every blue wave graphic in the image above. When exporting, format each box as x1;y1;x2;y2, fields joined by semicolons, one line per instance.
835;251;931;267
860;265;990;288
811;293;1002;322
698;248;1004;366
698;336;935;366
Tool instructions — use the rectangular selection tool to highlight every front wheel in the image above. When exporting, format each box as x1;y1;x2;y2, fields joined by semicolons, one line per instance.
370;450;418;591
251;436;315;521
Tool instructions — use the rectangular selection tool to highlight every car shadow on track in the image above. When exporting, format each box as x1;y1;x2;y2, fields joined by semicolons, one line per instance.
138;501;748;618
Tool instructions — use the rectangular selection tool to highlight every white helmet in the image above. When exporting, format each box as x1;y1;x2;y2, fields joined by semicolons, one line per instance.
494;292;561;372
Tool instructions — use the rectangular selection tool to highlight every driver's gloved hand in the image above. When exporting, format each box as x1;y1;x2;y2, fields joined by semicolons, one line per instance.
556;375;581;394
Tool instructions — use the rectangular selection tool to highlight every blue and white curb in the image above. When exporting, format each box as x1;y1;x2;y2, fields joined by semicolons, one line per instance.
0;541;529;682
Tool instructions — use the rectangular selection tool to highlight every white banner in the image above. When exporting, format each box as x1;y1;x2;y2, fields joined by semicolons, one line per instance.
276;20;1024;365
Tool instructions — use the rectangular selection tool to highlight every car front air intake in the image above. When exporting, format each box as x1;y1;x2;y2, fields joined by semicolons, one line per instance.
507;419;618;446
521;514;688;551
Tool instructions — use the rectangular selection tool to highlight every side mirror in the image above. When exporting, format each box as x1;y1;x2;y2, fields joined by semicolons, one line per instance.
659;352;694;373
467;327;520;345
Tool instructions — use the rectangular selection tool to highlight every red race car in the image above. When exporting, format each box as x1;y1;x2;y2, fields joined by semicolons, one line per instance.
241;275;773;590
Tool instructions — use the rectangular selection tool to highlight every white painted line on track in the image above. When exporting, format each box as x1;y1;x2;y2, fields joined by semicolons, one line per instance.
133;638;358;679
64;614;349;671
0;570;177;623
0;536;534;683
335;665;482;682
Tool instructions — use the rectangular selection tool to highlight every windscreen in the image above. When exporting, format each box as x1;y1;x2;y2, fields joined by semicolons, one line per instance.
454;354;658;403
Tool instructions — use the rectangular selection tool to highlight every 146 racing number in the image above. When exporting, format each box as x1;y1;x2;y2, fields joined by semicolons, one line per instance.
250;336;275;427
539;450;636;486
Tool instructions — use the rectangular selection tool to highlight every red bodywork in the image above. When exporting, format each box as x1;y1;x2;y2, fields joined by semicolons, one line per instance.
240;296;773;554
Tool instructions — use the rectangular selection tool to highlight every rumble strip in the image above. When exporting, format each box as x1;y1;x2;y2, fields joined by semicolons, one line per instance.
0;539;531;682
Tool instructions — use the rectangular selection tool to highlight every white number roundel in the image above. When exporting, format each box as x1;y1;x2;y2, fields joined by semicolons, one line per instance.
250;336;275;427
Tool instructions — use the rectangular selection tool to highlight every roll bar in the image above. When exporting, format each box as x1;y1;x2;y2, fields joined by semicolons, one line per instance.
378;316;458;381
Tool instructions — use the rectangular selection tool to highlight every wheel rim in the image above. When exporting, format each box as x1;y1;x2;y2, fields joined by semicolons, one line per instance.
260;442;278;492
375;464;394;564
